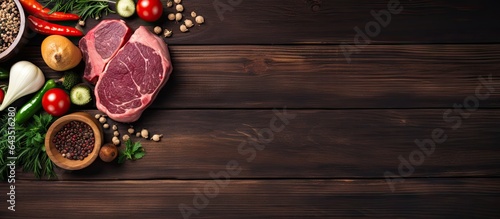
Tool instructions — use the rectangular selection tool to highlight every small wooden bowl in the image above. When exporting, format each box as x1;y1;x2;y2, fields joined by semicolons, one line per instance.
0;0;29;62
45;112;103;170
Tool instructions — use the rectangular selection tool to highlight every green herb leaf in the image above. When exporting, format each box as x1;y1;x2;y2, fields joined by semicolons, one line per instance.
117;152;126;164
133;151;145;160
118;139;145;163
0;113;56;180
132;141;142;153
39;0;115;20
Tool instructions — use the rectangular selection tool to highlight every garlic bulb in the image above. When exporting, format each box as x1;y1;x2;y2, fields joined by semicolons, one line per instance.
0;61;45;111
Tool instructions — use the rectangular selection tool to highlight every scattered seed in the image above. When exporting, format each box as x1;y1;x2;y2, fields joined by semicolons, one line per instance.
122;134;130;142
95;114;101;119
195;15;205;24
154;26;162;35
141;129;149;139
128;127;135;134
163;29;173;38
168;13;175;21
113;131;120;137
103;123;109;129
78;19;85;27
191;11;197;18
176;4;184;12
151;134;163;142
99;117;107;124
174;0;181;3
166;0;173;7
136;132;141;137
175;13;183;21
180;24;188;32
184;19;194;28
112;125;118;131
112;136;120;146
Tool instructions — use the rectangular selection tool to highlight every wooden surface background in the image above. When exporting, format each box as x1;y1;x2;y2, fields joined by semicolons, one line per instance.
1;0;500;218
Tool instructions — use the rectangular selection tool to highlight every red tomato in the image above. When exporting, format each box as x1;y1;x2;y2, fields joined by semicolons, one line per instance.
136;0;163;22
0;88;4;104
42;88;70;117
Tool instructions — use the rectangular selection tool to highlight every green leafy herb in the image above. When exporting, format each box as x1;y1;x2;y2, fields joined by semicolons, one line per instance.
0;113;56;180
118;139;145;164
40;0;116;20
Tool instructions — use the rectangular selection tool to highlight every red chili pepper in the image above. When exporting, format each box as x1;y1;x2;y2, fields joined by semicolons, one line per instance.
20;0;80;21
27;15;83;37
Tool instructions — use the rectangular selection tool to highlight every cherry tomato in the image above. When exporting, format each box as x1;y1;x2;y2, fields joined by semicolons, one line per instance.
0;88;4;104
42;88;70;117
136;0;163;22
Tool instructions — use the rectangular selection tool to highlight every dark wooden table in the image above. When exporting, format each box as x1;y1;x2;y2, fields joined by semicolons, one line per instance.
2;0;500;218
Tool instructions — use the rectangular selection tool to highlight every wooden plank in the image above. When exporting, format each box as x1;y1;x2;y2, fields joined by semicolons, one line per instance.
72;0;500;44
10;45;500;109
16;109;500;180
3;179;499;218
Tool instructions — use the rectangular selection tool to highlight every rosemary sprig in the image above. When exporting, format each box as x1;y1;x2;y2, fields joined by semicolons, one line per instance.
40;0;116;20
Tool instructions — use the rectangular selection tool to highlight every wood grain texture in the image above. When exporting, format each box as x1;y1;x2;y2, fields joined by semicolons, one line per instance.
2;179;499;218
9;45;500;109
15;109;500;180
19;1;500;46
73;0;500;44
0;0;497;218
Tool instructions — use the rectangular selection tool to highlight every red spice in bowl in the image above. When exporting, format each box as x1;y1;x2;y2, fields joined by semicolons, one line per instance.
53;121;96;161
45;112;103;170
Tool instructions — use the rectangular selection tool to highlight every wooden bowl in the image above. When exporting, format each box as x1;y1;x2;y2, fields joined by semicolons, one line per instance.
45;112;103;170
0;0;29;62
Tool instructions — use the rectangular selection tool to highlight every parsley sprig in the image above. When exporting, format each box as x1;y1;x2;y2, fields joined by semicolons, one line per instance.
0;113;56;180
118;139;145;164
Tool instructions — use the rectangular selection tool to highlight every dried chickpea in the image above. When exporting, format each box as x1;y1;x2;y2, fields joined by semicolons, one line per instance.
166;1;173;7
191;11;197;18
128;127;135;134
112;136;120;146
151;134;163;142
180;24;189;32
141;129;149;139
112;125;118;131
99;117;107;124
122;134;130;141
168;13;175;21
195;15;205;24
175;13;183;22
174;0;181;3
113;131;120;137
184;19;194;28
103;123;110;129
176;4;184;12
154;26;162;35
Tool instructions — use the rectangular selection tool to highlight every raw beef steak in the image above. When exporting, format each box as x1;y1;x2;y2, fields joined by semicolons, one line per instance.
95;26;173;123
79;20;131;84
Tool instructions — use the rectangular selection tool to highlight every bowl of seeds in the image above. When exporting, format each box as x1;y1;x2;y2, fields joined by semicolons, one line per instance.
45;112;104;170
0;0;29;62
